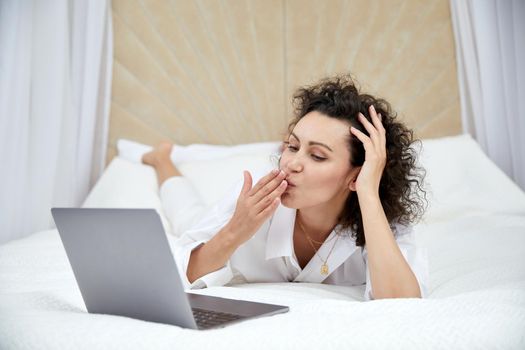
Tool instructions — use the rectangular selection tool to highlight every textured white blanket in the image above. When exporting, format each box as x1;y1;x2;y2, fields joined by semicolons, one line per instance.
1;213;525;349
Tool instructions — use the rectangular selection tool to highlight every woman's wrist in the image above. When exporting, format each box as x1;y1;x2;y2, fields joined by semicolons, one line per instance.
187;224;239;284
356;189;380;203
216;223;244;252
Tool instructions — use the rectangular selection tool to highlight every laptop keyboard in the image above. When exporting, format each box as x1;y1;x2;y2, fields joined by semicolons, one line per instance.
192;307;244;329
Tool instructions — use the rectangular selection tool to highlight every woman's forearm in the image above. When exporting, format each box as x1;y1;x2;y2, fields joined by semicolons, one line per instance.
187;169;287;284
358;193;421;299
186;224;242;284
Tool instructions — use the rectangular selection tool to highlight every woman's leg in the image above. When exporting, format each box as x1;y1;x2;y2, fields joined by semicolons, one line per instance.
142;141;182;186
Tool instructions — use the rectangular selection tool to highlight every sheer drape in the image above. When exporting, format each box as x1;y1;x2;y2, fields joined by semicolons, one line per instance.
0;0;113;244
450;0;525;190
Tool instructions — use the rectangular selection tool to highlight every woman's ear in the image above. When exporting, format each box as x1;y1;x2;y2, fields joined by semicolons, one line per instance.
347;167;361;192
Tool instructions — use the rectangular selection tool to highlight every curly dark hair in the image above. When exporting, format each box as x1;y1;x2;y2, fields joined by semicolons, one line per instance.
281;74;428;247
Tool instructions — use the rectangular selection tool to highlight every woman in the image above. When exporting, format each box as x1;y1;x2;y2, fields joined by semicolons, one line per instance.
143;74;429;300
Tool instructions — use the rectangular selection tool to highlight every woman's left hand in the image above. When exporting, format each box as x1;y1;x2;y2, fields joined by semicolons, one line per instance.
350;105;387;197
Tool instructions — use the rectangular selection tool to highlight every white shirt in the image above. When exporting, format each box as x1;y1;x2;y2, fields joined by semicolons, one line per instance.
161;170;429;301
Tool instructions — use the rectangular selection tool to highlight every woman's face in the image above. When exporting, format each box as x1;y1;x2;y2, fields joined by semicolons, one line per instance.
279;111;357;210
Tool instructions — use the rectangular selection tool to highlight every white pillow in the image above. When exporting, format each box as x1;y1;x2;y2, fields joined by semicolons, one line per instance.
176;153;276;206
418;134;525;223
116;139;281;206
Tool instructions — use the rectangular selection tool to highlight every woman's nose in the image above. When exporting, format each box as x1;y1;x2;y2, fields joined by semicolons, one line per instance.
285;155;303;173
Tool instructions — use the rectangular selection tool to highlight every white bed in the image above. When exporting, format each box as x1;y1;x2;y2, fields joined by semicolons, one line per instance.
1;134;524;349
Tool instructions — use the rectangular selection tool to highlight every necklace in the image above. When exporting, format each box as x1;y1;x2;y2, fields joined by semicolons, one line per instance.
305;232;336;245
297;217;340;275
296;215;337;245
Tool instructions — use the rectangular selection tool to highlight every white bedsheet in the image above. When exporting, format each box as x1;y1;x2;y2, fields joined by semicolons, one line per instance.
1;135;525;349
1;221;524;349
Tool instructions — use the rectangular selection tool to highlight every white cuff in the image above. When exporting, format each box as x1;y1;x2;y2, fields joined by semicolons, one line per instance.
194;263;235;289
175;239;234;290
364;265;373;301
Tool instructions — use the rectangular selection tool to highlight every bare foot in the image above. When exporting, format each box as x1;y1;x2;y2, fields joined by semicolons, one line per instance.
142;141;173;167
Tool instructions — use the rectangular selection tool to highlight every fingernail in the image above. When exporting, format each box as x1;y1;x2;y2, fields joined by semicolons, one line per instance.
272;169;280;175
371;105;375;111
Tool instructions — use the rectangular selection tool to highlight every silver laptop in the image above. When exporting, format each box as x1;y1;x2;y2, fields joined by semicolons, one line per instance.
51;208;288;330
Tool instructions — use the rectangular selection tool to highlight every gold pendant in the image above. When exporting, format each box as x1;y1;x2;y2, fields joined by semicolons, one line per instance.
320;263;329;275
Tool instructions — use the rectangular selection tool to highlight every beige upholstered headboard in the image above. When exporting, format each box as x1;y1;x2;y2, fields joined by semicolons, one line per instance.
108;0;461;163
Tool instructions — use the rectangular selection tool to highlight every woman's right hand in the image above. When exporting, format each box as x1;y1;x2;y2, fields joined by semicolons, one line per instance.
225;169;288;245
187;169;288;284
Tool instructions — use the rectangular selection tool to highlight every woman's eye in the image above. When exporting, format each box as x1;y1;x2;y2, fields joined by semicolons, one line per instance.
284;143;325;161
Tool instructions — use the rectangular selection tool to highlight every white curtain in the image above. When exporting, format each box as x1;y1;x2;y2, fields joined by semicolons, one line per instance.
0;0;113;244
450;0;525;190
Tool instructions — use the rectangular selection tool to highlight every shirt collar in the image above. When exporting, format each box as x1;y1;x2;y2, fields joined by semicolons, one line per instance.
295;228;358;283
265;205;297;260
265;206;359;283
